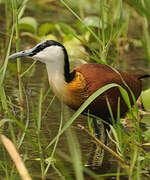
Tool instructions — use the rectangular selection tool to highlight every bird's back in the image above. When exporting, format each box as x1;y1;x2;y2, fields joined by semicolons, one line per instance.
67;63;142;122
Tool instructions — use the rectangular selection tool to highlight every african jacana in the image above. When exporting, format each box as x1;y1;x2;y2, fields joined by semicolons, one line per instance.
9;40;150;140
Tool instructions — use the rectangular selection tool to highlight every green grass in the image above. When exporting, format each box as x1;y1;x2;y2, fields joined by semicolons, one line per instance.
0;0;150;179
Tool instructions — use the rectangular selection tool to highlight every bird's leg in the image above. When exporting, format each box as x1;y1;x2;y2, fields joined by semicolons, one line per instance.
92;118;108;143
88;118;108;168
93;118;101;140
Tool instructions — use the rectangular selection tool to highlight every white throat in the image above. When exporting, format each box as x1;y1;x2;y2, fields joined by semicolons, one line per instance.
44;47;67;99
33;45;69;100
46;60;66;98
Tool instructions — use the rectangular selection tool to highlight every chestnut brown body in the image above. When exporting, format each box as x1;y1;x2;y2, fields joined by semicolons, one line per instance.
65;64;143;124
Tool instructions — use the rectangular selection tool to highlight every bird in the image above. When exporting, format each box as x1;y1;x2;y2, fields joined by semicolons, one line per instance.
9;40;150;140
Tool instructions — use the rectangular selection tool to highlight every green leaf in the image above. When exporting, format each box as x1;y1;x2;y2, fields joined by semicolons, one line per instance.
83;16;107;28
119;87;132;111
141;114;150;127
38;23;56;36
56;23;76;35
141;89;150;111
19;16;38;33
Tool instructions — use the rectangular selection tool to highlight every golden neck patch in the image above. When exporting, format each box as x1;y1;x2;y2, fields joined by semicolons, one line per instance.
63;71;89;109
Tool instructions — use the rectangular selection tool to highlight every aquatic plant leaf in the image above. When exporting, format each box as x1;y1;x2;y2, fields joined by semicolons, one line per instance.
56;23;76;35
38;23;56;36
19;16;38;33
84;16;107;28
141;89;150;111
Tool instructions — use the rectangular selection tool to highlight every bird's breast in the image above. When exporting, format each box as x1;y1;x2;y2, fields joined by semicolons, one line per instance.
64;71;89;109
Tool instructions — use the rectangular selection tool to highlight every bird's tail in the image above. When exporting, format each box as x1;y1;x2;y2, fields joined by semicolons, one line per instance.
138;74;150;80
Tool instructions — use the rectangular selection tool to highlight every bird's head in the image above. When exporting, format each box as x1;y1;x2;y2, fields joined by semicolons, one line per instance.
9;40;68;65
9;40;73;82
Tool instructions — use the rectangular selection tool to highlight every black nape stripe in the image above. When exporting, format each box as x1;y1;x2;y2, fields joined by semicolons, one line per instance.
29;40;65;57
62;46;76;83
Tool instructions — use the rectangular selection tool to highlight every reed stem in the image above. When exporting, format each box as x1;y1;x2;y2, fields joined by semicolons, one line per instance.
13;0;24;123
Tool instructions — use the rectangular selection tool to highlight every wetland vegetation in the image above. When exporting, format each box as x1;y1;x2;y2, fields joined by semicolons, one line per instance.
1;0;150;179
